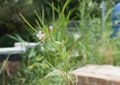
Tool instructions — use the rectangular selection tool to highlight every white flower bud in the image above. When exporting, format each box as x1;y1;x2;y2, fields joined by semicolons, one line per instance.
36;31;45;40
49;25;53;31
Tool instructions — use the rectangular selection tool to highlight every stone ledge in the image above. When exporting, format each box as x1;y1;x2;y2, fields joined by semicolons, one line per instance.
71;65;120;85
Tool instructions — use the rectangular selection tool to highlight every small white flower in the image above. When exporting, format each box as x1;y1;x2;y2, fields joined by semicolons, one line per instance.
88;2;93;8
74;33;81;41
36;31;45;40
49;25;53;31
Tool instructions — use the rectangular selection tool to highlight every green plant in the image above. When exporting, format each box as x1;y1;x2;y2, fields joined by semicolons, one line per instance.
18;0;80;84
2;0;120;85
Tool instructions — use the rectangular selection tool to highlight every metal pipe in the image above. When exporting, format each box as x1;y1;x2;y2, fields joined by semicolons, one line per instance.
100;1;106;32
0;47;26;54
14;42;39;48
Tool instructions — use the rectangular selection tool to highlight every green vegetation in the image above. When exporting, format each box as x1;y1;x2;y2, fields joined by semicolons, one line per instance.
0;0;120;85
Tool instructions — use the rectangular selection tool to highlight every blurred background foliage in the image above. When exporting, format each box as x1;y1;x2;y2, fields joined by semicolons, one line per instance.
0;0;119;45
